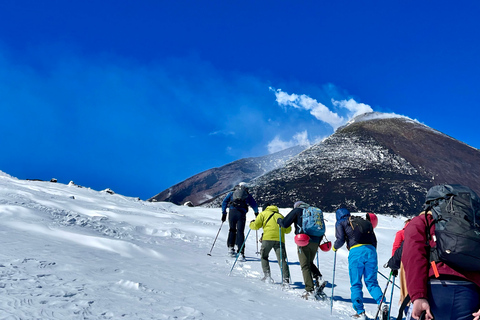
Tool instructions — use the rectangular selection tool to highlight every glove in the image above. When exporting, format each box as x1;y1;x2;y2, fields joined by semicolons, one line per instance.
221;214;227;222
277;218;283;225
391;269;398;277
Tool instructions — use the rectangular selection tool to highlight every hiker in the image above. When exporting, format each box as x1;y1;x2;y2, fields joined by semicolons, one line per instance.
388;219;411;306
402;210;480;320
333;208;383;319
221;182;259;260
249;204;291;284
277;201;324;299
391;218;411;255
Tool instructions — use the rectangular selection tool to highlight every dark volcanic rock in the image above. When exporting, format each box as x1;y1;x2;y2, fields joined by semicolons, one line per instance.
149;145;306;206
204;114;480;217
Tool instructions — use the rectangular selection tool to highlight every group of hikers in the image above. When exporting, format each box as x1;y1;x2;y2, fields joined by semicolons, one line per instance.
220;182;480;320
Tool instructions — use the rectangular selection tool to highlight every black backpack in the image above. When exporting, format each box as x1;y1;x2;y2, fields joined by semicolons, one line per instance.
425;184;480;272
348;215;375;245
230;185;249;209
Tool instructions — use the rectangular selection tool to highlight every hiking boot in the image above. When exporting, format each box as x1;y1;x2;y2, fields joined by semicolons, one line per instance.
238;253;246;261
351;312;366;319
301;290;313;300
228;247;235;256
260;273;273;283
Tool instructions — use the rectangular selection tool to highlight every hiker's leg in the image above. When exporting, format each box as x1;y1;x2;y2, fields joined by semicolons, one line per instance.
261;241;274;276
428;280;480;320
227;209;239;248
363;245;383;304
349;247;366;314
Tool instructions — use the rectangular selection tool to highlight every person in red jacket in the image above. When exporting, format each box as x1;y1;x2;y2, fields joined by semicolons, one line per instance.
402;211;480;320
391;218;410;256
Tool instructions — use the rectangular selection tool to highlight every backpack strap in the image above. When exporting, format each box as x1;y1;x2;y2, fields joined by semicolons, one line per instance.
423;206;440;278
263;212;276;228
396;294;411;320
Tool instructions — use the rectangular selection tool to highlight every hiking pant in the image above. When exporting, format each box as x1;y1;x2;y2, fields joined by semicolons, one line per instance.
227;208;246;254
260;240;289;281
427;279;480;320
348;245;383;314
297;240;320;292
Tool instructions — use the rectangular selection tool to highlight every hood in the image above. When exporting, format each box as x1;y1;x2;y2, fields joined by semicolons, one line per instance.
264;205;279;213
336;208;351;221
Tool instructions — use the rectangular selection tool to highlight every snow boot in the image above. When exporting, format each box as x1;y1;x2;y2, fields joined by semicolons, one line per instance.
351;312;367;319
314;281;328;300
260;273;274;283
301;290;313;300
228;247;235;257
381;304;388;320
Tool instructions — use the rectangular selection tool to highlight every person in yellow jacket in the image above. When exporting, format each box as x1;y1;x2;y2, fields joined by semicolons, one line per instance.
249;204;291;285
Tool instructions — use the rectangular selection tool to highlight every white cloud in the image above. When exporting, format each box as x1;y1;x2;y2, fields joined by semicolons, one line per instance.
270;87;375;130
209;130;235;136
331;98;373;119
270;87;344;128
267;131;311;154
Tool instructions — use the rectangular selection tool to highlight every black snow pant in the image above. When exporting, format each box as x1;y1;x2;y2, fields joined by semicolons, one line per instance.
227;208;247;254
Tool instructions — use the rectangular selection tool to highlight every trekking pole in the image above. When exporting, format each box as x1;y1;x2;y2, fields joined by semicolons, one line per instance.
374;271;392;320
207;222;224;256
378;270;400;289
330;251;337;315
279;227;284;282
388;273;396;319
228;229;251;276
256;231;260;255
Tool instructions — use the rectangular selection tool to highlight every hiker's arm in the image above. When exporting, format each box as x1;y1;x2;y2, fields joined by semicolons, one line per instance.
249;212;263;230
247;194;259;214
333;222;346;250
221;193;232;213
402;216;430;302
277;209;297;228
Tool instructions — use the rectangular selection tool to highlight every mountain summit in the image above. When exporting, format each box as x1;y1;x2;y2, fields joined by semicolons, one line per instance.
245;113;480;216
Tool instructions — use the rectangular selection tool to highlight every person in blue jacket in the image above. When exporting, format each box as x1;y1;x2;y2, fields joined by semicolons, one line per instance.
333;208;383;319
221;182;258;260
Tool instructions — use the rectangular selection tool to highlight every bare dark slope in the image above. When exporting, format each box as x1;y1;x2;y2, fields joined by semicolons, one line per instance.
204;116;480;217
149;145;306;205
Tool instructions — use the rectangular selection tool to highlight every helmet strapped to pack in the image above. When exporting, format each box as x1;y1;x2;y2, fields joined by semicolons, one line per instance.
366;212;378;229
294;233;310;247
319;236;332;252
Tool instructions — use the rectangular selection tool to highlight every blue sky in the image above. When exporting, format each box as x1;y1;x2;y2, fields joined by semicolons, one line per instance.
1;1;480;200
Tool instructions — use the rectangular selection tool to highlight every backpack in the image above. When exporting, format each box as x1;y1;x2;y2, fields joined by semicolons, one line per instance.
301;206;325;237
424;184;480;272
348;215;375;245
231;186;249;209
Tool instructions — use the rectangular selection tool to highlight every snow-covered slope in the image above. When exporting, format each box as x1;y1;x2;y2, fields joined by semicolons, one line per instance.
0;170;407;319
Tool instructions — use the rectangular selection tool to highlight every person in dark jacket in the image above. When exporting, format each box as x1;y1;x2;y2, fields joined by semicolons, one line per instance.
333;208;383;319
277;201;322;299
221;182;258;260
402;211;480;320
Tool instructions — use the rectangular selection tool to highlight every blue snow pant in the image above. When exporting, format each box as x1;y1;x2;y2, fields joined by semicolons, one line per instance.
348;245;383;314
427;279;480;320
227;208;246;254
